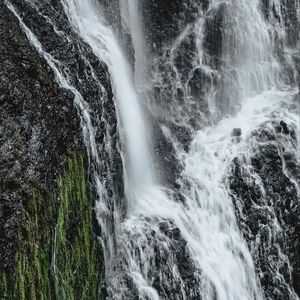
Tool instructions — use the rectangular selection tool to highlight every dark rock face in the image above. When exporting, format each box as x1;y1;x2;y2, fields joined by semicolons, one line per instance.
202;2;234;69
7;0;125;233
0;2;84;272
151;221;202;300
0;1;123;297
143;0;242;172
141;0;204;54
143;2;219;191
151;121;183;191
228;115;300;299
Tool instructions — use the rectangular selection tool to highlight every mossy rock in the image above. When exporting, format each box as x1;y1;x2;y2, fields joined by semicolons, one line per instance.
0;154;104;300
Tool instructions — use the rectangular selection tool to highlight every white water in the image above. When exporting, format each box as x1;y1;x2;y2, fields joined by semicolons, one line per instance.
120;0;147;88
211;0;281;95
180;89;298;299
116;86;299;300
61;0;154;198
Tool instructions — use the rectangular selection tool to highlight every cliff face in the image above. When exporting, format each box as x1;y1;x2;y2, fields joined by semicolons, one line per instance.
0;1;121;298
0;1;84;272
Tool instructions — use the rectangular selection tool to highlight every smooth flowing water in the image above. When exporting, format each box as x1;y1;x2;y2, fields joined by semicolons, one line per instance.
61;0;154;194
119;0;147;88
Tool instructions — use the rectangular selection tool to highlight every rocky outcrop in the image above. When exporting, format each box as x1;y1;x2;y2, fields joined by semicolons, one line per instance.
228;115;300;299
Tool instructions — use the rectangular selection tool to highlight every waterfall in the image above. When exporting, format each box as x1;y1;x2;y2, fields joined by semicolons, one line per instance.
57;0;300;299
60;0;154;194
5;0;299;299
58;2;164;297
116;0;299;299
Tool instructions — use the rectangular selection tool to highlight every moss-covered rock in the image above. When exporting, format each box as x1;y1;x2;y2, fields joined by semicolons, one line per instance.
54;154;103;300
0;154;103;300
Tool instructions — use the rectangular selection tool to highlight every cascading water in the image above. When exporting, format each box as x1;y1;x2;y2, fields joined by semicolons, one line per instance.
112;0;299;299
4;0;300;299
61;1;290;299
140;0;299;299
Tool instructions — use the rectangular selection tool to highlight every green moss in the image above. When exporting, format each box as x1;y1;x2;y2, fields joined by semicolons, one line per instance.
11;189;54;300
0;273;8;300
0;153;103;300
54;154;103;300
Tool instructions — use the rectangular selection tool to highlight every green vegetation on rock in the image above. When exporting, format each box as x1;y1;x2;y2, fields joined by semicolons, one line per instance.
54;154;103;300
0;154;103;300
12;189;54;300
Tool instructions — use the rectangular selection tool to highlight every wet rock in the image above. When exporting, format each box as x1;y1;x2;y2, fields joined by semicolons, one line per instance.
110;217;203;300
280;0;300;48
203;2;234;68
261;0;300;86
0;3;122;294
277;120;290;135
151;120;183;191
0;2;84;271
232;128;242;137
228;120;300;299
141;0;202;54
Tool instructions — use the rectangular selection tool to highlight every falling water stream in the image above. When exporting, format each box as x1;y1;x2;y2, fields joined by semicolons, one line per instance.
60;0;154;194
5;0;300;299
